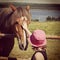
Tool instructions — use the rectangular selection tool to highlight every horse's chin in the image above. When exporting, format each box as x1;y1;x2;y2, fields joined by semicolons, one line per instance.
17;38;24;50
17;31;28;50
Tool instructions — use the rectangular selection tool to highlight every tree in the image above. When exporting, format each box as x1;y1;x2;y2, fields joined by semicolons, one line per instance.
46;16;51;21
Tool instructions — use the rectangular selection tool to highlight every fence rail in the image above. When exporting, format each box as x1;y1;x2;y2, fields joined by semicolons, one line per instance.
46;35;60;39
0;56;8;60
0;56;17;60
0;33;15;37
0;33;60;39
0;56;30;60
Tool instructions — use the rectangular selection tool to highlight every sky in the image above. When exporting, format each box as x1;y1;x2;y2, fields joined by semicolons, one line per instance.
0;0;60;4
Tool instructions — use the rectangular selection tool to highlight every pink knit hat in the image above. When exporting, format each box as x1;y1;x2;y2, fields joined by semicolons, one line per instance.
30;30;46;47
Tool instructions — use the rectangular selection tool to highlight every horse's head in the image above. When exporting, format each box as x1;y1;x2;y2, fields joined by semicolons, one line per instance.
10;4;31;50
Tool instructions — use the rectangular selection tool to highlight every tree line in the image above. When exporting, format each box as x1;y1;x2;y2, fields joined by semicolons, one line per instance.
46;16;60;21
31;16;60;22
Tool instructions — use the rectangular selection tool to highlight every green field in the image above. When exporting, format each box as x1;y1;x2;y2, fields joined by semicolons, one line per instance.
9;21;60;60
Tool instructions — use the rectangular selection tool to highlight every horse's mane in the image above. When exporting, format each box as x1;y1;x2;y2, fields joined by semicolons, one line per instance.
0;5;31;33
0;7;21;28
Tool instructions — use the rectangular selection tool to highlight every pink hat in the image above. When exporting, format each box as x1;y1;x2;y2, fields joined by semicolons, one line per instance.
30;30;46;47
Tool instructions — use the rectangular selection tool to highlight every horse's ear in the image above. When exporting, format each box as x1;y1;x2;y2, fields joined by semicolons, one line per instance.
9;4;16;11
26;5;30;11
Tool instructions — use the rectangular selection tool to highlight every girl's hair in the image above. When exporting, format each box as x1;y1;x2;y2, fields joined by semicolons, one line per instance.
32;45;47;51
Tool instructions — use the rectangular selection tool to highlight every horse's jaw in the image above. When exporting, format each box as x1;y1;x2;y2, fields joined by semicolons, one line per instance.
17;30;28;50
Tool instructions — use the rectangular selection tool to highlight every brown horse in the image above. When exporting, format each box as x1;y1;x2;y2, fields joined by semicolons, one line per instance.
0;4;31;57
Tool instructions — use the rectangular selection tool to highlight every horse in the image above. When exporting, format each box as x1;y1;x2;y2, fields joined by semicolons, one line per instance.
0;4;31;57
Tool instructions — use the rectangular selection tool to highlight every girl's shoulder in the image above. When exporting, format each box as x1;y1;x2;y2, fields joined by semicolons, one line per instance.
35;52;44;60
31;51;47;60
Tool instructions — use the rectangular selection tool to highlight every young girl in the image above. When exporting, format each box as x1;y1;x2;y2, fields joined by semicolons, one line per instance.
22;21;47;60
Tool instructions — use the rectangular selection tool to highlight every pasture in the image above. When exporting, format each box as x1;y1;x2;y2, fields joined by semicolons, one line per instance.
9;21;60;60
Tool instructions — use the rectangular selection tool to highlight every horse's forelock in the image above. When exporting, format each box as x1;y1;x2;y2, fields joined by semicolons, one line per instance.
17;7;31;23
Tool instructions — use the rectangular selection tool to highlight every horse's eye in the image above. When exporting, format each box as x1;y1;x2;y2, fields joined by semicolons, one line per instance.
15;22;18;24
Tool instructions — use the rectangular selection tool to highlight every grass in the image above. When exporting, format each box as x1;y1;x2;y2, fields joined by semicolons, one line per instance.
9;21;60;60
28;21;60;35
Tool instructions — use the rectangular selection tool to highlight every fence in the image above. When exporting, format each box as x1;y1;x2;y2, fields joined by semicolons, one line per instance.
0;33;60;39
0;33;60;60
